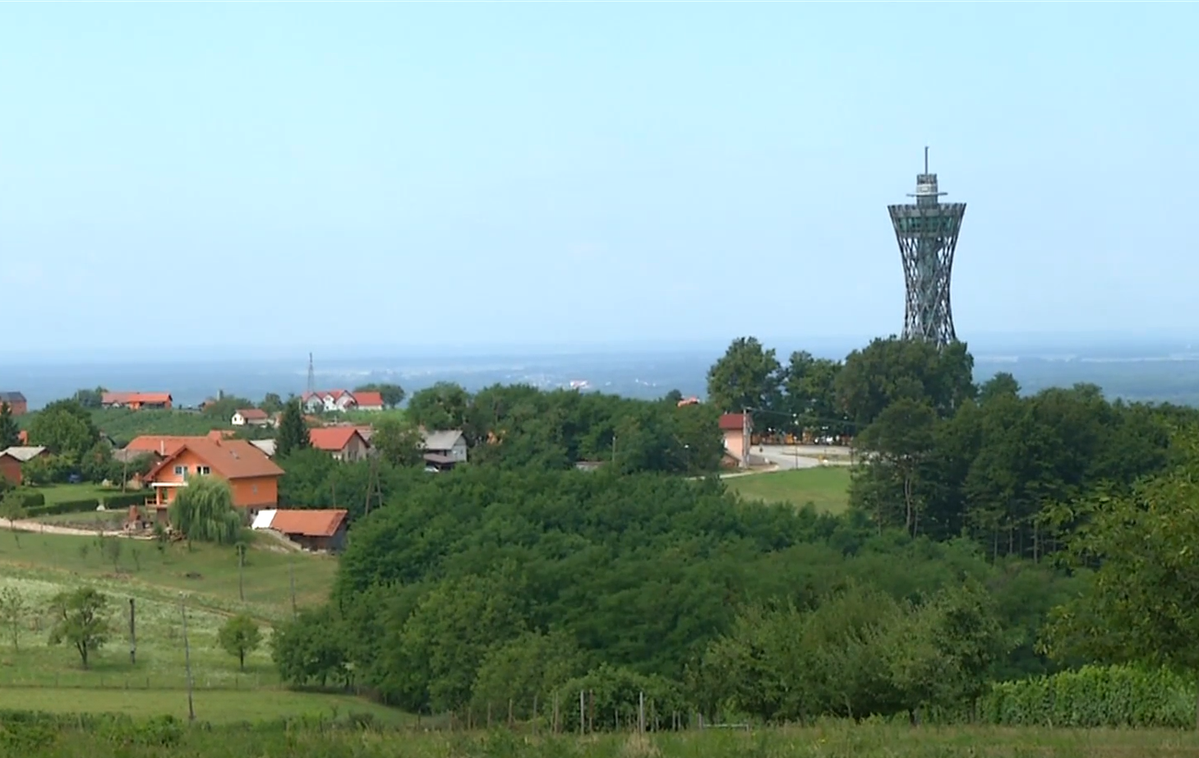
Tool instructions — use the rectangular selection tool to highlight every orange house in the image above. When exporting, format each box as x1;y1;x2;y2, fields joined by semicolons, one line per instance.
102;392;173;410
143;437;284;513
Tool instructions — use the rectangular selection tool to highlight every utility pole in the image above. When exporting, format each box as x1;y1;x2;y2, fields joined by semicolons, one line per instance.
129;598;136;665
741;408;750;469
180;593;195;722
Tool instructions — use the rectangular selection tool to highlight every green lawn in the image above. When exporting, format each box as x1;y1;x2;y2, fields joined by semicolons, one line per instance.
31;484;116;506
724;466;852;514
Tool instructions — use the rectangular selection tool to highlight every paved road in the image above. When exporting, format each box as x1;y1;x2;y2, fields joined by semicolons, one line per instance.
753;445;855;471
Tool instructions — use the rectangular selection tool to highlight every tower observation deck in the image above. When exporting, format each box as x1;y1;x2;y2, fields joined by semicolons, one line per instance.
888;148;966;346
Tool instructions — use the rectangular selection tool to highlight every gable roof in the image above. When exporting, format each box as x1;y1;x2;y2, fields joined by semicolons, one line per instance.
0;392;26;404
422;429;465;451
146;438;285;481
0;446;47;462
260;509;348;538
126;435;194;456
352;391;385;407
235;408;269;420
250;439;277;457
309;426;366;452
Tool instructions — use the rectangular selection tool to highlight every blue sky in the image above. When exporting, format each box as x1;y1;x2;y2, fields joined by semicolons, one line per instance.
1;3;1196;356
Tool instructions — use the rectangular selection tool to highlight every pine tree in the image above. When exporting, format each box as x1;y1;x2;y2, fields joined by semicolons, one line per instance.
275;399;311;458
0;403;19;449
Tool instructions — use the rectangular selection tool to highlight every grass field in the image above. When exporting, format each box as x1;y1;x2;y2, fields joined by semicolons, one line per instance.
724;466;852;514
0;527;344;714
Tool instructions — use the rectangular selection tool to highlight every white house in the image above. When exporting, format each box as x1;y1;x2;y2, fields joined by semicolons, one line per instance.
231;408;270;427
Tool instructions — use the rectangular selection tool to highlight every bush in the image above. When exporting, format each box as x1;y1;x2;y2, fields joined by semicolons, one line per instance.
101;492;149;510
26;499;100;517
17;492;45;510
981;665;1195;728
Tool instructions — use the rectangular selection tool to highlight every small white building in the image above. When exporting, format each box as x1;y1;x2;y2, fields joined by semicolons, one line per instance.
231;408;270;427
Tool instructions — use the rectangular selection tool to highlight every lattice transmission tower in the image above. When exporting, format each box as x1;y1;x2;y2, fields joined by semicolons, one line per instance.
888;148;967;346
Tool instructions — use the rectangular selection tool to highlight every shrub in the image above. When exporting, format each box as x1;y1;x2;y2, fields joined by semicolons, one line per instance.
981;664;1195;728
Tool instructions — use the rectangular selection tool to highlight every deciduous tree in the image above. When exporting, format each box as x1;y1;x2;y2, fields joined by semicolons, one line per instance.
371;417;425;467
355;383;406;409
48;587;110;669
0;586;27;650
168;476;242;546
706;337;783;418
27;399;99;461
0;402;19;449
218;613;262;671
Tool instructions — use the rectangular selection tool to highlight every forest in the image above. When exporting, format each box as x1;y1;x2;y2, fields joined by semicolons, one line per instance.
267;335;1199;727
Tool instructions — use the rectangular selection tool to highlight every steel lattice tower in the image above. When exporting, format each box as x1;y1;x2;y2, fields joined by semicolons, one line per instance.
888;148;966;346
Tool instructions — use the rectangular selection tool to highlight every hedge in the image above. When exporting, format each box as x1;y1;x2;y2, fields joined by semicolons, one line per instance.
981;665;1195;728
23;491;149;518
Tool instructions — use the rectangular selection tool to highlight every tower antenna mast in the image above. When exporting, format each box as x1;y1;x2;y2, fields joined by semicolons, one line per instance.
306;353;315;395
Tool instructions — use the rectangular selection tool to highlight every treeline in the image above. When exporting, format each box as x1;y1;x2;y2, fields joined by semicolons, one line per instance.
271;465;1079;722
711;335;1189;559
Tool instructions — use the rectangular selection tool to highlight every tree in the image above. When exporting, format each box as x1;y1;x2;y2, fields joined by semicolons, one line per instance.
856;398;939;536
706;337;783;418
260;393;284;415
218;613;262;671
275;399;311;458
979;372;1021;404
1043;441;1199;726
406;382;471;431
836;337;975;427
0;586;27;650
168;476;242;545
355;383;406;409
371;417;425;467
273;606;350;688
0;402;19;449
72;387;107;409
48;587;110;669
27;399;100;461
781;351;846;437
0;492;27;548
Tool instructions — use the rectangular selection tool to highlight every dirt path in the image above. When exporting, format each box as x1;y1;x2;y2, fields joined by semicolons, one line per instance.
1;518;141;538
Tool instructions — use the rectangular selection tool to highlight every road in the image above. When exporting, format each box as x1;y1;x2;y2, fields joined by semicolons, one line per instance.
753;445;855;471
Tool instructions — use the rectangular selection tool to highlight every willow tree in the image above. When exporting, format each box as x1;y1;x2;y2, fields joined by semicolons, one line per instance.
168;476;242;546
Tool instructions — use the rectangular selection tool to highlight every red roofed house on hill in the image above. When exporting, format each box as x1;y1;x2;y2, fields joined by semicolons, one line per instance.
252;508;348;552
719;412;752;469
102;392;173;410
301;390;385;414
143;437;284;514
308;427;371;462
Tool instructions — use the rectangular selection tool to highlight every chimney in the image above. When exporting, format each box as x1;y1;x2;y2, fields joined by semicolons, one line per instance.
160;441;164;456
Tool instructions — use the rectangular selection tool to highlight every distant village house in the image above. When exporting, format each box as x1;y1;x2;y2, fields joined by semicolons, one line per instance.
0;392;27;416
719;412;752;468
102;392;173;410
142;436;284;516
231;408;271;426
309;427;372;462
301;390;385;414
421;429;468;471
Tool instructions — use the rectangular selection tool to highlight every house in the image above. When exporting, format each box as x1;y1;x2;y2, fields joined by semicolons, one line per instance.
125;431;232;459
352;391;385;411
309;427;371;462
421;429;468;463
252;508;348;552
719;413;752;468
231;408;270;427
142;437;284;513
102;392;173;410
301;390;386;414
249;439;277;458
0;452;23;485
0;392;27;416
1;446;48;465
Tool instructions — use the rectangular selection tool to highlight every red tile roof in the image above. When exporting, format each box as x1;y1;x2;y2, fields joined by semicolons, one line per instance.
719;413;749;431
146;438;285;480
269;509;348;538
308;426;366;452
352;391;385;408
103;392;172;405
126;436;194;456
237;408;269;420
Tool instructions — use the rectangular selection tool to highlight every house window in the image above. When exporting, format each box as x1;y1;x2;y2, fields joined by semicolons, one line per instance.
197;466;211;475
174;465;188;476
252;484;258;494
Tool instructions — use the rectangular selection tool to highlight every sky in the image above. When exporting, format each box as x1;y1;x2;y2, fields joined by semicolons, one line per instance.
1;3;1197;357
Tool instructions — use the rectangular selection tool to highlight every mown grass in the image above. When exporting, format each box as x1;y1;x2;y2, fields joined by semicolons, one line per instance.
724;466;852;514
30;484;116;506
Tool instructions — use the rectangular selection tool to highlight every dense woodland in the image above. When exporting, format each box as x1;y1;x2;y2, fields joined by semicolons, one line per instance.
268;335;1199;725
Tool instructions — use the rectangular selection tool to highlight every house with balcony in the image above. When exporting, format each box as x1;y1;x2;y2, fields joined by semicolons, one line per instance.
142;437;284;515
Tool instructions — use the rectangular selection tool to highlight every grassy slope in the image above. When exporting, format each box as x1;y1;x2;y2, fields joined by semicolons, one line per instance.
0;529;343;711
88;408;232;444
724;466;852;514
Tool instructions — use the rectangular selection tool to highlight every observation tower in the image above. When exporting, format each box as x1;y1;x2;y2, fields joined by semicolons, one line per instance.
888;148;967;346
